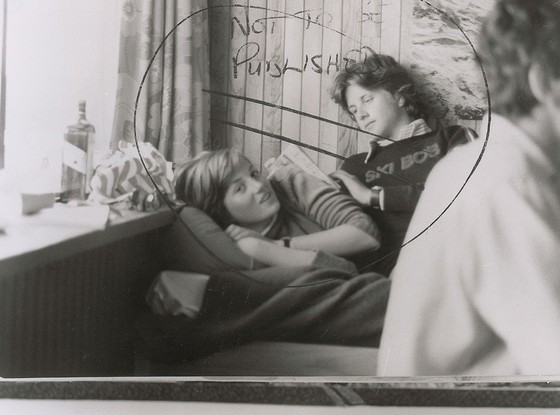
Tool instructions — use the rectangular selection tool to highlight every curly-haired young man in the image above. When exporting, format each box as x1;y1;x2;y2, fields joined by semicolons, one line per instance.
330;53;476;274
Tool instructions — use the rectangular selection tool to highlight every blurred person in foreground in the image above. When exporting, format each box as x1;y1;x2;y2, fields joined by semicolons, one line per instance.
378;0;560;376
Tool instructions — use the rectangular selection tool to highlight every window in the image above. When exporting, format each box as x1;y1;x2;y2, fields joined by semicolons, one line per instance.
2;0;119;192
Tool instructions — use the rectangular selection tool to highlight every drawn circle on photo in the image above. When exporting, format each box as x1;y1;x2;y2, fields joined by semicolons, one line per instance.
133;1;491;283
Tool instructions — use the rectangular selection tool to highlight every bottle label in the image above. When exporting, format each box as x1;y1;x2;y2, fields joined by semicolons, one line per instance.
63;141;87;174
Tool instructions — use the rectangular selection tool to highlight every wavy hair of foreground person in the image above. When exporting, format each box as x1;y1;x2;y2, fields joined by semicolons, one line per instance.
330;53;424;121
478;0;560;117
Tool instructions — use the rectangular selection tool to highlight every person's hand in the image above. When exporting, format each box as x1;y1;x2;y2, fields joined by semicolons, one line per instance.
330;170;372;206
225;225;265;257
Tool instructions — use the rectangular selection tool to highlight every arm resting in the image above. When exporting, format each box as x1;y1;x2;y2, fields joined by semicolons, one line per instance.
289;224;380;256
236;237;357;273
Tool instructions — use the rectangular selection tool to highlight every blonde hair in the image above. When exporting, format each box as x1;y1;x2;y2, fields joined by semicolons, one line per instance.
174;149;246;228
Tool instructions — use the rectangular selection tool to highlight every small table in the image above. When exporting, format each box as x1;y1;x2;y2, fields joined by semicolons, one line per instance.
0;205;175;377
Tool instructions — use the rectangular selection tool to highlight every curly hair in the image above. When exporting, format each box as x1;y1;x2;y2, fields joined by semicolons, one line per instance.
330;53;423;119
478;0;560;117
174;149;245;229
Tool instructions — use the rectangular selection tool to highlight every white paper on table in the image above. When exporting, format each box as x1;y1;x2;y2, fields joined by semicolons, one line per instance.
14;203;110;230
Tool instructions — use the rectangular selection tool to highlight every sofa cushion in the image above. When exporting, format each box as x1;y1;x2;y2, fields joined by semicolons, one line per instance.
159;206;256;274
135;341;378;376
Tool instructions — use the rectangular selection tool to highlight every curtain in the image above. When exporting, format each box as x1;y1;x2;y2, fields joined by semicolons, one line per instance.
111;0;210;165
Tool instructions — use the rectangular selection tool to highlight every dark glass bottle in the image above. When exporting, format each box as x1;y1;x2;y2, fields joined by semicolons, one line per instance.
60;101;96;201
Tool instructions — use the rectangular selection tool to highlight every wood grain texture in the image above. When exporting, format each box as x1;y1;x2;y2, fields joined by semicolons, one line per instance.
362;0;382;52
228;0;249;151
242;0;267;168
356;0;384;155
279;0;305;154
261;0;286;170
298;0;323;165
337;0;362;164
380;0;403;60
317;0;342;173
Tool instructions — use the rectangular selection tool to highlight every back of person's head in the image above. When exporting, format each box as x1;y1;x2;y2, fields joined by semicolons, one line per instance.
331;53;423;119
174;148;244;228
478;0;560;118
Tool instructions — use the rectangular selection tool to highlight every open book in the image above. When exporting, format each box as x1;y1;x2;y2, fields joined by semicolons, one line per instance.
265;144;340;188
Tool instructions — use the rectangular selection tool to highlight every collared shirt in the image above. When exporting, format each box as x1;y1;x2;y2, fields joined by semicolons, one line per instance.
396;118;433;141
371;118;433;148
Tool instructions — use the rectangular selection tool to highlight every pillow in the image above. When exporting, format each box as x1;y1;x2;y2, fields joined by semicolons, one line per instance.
146;270;210;318
159;206;257;274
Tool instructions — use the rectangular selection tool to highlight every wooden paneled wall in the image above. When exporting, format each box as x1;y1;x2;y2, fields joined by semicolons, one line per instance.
207;0;486;173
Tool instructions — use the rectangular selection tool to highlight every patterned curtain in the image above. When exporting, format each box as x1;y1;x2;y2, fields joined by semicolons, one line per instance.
111;0;210;165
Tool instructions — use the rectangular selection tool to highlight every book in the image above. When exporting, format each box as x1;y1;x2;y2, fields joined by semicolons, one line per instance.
265;144;340;188
15;203;109;229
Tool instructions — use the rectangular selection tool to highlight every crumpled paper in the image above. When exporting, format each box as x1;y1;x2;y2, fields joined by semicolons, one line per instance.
88;141;177;211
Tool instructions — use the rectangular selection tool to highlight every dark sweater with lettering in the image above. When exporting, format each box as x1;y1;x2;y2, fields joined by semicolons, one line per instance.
341;125;476;275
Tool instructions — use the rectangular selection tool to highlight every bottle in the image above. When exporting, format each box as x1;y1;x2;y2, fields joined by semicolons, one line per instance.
60;100;96;201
